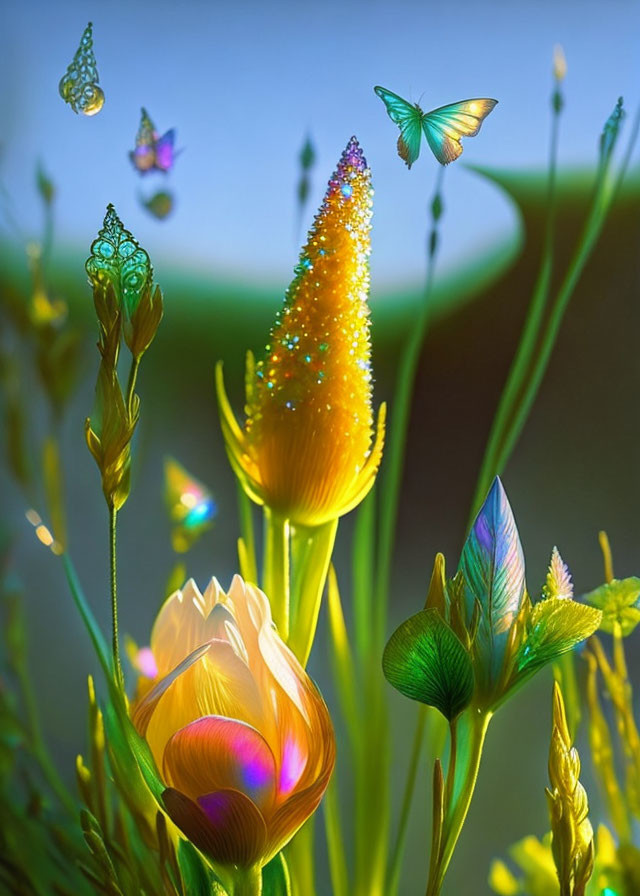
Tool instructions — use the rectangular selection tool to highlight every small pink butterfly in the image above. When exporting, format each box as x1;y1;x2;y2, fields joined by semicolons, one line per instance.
129;107;179;174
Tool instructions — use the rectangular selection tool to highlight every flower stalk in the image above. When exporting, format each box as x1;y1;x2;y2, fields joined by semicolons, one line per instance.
84;205;163;683
471;93;632;521
426;709;491;896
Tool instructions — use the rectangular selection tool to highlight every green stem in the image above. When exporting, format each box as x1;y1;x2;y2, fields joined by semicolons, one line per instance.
109;506;123;687
490;171;613;481
387;705;428;895
324;776;350;896
42;434;67;551
471;89;562;519
237;483;258;584
471;100;639;522
229;865;262;896
41;198;54;275
426;710;491;896
288;519;338;666
374;164;445;647
352;493;375;670
286;817;315;896
262;507;290;640
354;670;390;896
125;356;140;418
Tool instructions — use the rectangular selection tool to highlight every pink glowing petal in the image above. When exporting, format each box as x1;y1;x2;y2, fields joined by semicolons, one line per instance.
163;787;267;868
131;641;212;736
267;751;335;861
278;736;307;797
136;646;158;679
163;716;277;814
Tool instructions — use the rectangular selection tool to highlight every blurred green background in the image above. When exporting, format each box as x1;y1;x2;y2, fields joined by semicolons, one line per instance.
2;1;640;893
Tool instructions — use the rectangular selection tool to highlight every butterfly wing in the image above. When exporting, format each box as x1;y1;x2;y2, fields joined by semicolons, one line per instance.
130;108;159;173
374;86;424;168
130;146;156;173
422;98;497;165
154;129;176;172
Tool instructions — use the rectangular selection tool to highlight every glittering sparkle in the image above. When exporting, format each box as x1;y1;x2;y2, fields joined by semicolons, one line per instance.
242;136;379;523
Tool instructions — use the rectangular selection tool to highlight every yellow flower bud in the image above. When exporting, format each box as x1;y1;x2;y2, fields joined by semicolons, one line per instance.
553;44;567;82
217;137;385;527
131;575;335;871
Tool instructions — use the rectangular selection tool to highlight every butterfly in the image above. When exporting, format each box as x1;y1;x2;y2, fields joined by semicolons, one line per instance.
129;108;178;174
374;86;498;168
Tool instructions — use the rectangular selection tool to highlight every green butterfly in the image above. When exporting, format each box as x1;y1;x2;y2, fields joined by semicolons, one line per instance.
374;86;498;168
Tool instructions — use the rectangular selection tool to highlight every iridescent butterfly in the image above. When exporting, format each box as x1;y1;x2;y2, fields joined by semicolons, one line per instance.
374;86;498;168
129;108;178;174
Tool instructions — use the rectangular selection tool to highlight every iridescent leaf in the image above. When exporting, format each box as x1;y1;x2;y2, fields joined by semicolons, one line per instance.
517;598;601;674
583;577;640;635
85;205;152;316
458;477;525;685
542;547;573;600
383;608;474;721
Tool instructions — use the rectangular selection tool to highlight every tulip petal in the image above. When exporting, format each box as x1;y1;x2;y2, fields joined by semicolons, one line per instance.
164;716;277;814
136;638;267;768
203;602;249;663
131;641;212;736
163;786;267;868
266;730;335;861
225;577;311;725
151;579;211;675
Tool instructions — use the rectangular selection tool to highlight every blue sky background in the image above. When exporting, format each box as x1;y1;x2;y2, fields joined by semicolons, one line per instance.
1;0;639;292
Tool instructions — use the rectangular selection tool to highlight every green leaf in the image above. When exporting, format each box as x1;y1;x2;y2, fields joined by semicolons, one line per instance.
63;551;166;807
62;553;112;682
177;840;225;895
518;598;602;674
583;577;640;635
383;608;474;721
262;852;291;895
85;205;152;315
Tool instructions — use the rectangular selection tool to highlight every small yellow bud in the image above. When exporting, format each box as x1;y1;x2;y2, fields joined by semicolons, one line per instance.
547;682;594;894
553;44;567;82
